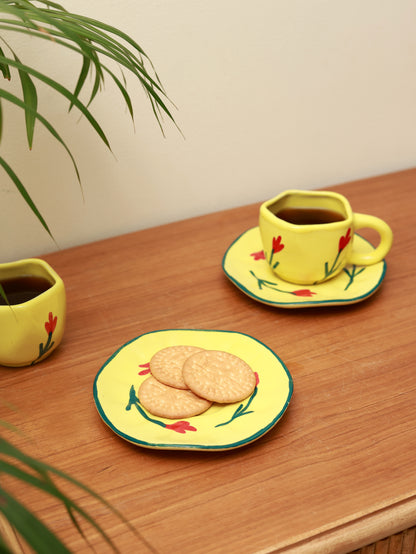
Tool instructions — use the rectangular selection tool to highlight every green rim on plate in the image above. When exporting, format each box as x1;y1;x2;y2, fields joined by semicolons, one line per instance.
93;329;293;451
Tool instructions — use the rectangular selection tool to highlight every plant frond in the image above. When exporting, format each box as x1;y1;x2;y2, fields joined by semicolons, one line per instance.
0;54;111;148
0;155;53;238
0;484;71;553
0;45;10;79
0;435;140;550
0;0;179;234
0;87;82;191
0;283;9;305
15;52;37;148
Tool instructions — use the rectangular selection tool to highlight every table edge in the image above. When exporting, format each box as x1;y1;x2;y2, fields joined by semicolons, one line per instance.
256;494;416;554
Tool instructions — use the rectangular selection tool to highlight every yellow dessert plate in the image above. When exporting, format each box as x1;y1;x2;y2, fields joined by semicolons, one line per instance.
222;227;387;308
93;329;293;451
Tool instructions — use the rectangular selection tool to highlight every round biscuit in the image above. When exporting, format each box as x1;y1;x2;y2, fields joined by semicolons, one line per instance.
182;350;256;403
150;345;205;389
138;376;212;419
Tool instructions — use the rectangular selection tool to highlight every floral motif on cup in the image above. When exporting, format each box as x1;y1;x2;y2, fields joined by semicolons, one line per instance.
269;235;285;269
31;311;58;365
339;228;352;252
249;229;366;292
321;228;352;282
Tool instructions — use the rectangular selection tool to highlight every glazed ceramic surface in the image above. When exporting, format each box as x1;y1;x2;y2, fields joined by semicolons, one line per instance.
0;258;66;366
259;190;392;285
223;227;386;308
94;329;293;451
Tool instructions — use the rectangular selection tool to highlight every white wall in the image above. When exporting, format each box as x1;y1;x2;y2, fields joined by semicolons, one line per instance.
2;0;416;261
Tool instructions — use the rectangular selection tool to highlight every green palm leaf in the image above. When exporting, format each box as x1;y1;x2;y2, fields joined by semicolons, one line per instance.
0;45;10;79
0;88;81;182
15;52;37;148
0;155;52;237
0;486;71;553
0;0;177;233
1;3;173;120
0;435;139;551
1;54;111;148
0;2;178;547
0;283;8;305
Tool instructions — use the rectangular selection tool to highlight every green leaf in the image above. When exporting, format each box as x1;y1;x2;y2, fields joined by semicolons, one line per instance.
15;53;38;149
0;458;99;548
1;55;111;148
0;155;53;238
0;46;11;80
69;53;91;111
0;485;71;553
0;435;139;549
0;88;81;184
104;66;134;119
0;97;3;143
0;9;176;125
22;7;174;118
0;0;179;238
34;1;68;10
0;283;9;306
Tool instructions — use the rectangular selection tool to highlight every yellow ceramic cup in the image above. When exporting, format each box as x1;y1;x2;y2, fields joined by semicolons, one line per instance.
0;258;66;367
259;190;393;285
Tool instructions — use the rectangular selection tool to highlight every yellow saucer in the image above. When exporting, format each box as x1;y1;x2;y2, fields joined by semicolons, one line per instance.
93;329;293;451
222;227;386;308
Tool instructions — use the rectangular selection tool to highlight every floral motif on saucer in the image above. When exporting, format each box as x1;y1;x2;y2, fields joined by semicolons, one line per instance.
222;227;387;308
94;329;293;451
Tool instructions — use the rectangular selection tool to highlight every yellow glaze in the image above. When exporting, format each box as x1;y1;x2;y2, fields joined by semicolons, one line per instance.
223;227;387;308
259;190;392;285
93;329;293;451
0;258;66;367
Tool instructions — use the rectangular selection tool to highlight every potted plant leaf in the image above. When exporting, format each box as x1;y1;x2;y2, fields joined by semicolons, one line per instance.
0;0;176;549
0;0;176;364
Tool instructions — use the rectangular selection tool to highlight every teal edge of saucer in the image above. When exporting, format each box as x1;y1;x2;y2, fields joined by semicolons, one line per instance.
222;228;387;308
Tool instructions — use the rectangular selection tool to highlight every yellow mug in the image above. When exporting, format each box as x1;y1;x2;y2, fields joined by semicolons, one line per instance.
259;190;393;285
0;258;66;367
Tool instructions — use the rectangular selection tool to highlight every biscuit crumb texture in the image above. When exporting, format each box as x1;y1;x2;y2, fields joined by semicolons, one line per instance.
138;376;212;419
150;345;204;389
182;350;256;403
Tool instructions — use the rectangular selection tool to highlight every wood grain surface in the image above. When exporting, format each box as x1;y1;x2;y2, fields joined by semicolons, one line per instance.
353;526;416;553
1;169;415;553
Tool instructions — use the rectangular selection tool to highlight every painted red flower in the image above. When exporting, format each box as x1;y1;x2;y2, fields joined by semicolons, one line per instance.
272;236;285;253
138;362;151;375
338;228;352;252
254;372;260;386
44;312;57;335
165;421;197;434
250;250;265;260
292;289;317;297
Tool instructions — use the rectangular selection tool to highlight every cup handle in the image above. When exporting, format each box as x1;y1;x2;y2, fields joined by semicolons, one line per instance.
348;213;393;266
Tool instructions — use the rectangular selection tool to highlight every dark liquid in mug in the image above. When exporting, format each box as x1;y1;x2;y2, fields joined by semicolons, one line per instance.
274;207;345;225
0;275;52;305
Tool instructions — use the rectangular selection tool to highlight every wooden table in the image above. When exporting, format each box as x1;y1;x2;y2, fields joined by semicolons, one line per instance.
1;169;415;553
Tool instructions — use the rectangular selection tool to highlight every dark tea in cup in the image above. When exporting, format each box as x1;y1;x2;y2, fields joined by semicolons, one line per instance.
0;275;52;305
259;189;393;284
273;207;345;226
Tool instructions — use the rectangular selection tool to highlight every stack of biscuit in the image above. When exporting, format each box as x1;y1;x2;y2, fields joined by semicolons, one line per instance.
138;345;257;419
